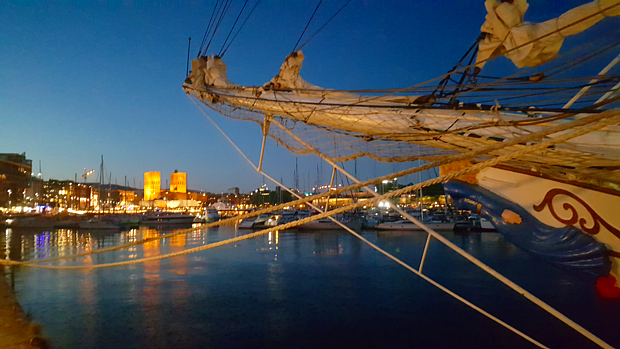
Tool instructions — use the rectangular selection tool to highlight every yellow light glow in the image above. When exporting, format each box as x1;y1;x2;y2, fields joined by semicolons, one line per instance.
144;172;161;200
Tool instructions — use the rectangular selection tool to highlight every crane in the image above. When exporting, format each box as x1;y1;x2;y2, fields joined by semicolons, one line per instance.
82;168;95;182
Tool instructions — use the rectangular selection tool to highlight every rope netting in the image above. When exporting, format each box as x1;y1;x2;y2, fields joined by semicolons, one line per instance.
185;12;620;188
197;92;620;190
205;101;458;162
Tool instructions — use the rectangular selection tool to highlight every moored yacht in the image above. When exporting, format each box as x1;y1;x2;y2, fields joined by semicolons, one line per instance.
238;214;271;229
195;208;221;223
264;211;299;227
297;212;363;231
141;212;196;225
376;220;455;231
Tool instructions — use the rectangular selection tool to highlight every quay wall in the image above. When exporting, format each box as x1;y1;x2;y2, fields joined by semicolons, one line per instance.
0;268;48;348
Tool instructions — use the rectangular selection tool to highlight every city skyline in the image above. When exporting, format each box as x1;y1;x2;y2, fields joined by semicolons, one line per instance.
1;1;615;193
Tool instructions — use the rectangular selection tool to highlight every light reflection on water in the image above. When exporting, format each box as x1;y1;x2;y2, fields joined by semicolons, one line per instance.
1;225;619;349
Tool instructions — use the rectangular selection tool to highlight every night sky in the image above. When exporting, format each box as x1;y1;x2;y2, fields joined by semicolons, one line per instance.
1;1;617;193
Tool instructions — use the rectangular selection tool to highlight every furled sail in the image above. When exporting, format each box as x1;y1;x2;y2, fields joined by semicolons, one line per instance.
476;0;620;69
183;50;620;190
183;1;620;191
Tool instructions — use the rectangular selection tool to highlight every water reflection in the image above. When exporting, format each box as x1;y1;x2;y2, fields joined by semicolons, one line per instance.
1;226;618;349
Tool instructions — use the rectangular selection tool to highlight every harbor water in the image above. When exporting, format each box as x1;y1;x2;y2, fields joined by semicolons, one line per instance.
1;225;619;349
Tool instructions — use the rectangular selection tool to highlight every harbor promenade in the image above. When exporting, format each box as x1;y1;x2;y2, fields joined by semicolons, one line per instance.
0;269;47;349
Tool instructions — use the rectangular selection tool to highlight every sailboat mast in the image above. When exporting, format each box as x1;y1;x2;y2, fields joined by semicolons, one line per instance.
99;155;104;214
418;159;423;222
295;158;299;191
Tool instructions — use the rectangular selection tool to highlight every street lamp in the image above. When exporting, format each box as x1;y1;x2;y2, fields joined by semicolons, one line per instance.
7;189;12;209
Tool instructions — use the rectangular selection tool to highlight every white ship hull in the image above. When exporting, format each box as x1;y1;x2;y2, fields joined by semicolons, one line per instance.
474;166;620;281
376;220;455;231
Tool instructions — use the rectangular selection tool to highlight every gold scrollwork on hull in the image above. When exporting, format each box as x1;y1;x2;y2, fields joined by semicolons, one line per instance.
533;188;620;239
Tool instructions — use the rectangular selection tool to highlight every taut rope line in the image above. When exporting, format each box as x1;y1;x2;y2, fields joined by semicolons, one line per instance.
269;117;617;349
4;104;617;349
9;105;620;266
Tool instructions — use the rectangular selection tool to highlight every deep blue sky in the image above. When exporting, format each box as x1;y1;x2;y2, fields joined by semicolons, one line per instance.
1;1;616;193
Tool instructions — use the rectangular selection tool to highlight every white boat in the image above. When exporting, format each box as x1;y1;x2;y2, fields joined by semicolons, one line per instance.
141;212;196;225
468;216;497;233
238;214;271;229
297;216;363;231
237;218;256;229
264;211;299;227
204;208;221;223
195;208;221;223
376;220;454;231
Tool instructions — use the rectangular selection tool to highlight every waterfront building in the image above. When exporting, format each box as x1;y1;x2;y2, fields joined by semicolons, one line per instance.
227;187;240;195
118;190;136;206
25;177;44;206
187;191;210;204
144;172;161;200
44;180;85;209
170;170;187;193
74;184;92;210
0;152;32;206
159;190;187;201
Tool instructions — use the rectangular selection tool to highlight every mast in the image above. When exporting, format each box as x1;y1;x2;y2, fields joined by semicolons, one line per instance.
418;159;423;222
99;155;104;214
316;165;319;192
294;158;299;192
108;172;112;213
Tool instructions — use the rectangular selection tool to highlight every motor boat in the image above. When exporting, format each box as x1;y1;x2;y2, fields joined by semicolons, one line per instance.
141;212;196;225
238;214;272;229
376;219;455;231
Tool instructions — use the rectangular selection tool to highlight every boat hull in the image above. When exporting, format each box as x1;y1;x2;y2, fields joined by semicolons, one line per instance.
142;212;196;225
297;219;362;231
445;166;620;296
376;221;455;231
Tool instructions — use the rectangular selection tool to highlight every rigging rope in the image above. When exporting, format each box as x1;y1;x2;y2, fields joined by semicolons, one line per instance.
11;104;619;268
204;0;232;56
331;0;620;109
198;0;222;57
218;0;250;57
7;103;618;349
297;0;352;51
220;0;262;58
432;33;484;98
447;37;620;103
292;0;322;52
266;116;618;349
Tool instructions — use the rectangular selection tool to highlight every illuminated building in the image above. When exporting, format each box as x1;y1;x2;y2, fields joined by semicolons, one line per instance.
0;153;32;206
140;169;202;209
170;170;187;193
144;172;161;201
118;190;136;204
